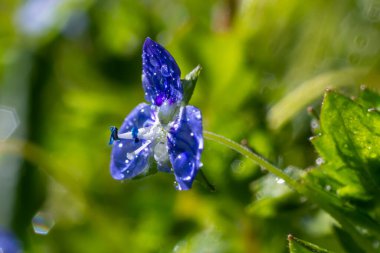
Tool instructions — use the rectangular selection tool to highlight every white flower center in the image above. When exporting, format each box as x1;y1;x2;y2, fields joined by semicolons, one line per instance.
118;118;169;163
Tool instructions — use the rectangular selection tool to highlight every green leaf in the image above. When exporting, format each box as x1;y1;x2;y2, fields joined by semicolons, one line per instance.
311;90;380;200
181;65;202;104
288;234;332;253
301;90;380;252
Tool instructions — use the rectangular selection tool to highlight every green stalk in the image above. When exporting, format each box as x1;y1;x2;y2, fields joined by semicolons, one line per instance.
203;131;301;191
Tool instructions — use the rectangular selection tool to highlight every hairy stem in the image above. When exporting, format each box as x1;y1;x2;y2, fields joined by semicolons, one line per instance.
203;131;301;191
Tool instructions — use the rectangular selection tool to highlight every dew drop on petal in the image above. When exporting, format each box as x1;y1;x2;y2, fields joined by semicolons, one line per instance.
150;57;159;67
174;181;182;190
32;211;55;235
161;64;170;77
118;143;123;148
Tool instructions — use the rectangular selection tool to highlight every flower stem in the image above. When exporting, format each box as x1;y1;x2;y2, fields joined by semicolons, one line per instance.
203;131;301;191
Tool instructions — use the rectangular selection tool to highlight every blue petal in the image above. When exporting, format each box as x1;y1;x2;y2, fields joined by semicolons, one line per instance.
110;103;156;180
0;227;21;253
167;106;203;190
142;37;183;106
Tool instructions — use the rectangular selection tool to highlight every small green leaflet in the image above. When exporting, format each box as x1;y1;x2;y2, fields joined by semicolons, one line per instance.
288;234;332;253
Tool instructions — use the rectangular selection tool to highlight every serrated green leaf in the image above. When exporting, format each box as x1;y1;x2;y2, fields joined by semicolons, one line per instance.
311;90;380;198
302;90;380;253
288;235;332;253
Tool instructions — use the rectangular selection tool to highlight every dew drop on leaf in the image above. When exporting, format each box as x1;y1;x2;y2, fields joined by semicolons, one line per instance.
316;157;324;166
32;211;55;235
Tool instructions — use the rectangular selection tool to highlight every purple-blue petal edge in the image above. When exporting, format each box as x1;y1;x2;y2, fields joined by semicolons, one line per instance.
110;103;155;180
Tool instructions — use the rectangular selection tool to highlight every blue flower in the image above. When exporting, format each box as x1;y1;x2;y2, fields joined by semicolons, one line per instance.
110;37;203;190
0;227;21;253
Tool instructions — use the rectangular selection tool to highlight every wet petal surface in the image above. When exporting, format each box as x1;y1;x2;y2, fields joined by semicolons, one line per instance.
168;106;203;190
110;103;156;180
142;37;182;106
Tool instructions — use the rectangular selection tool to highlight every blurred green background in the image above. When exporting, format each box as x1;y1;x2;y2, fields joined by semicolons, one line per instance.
1;0;380;252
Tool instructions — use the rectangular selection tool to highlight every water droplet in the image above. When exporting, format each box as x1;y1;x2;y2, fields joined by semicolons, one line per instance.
316;157;324;166
161;64;170;77
174;181;182;190
118;143;123;148
325;185;332;191
194;111;201;120
0;106;19;141
190;132;194;136
126;170;130;174
275;178;285;184
311;119;319;130
32;211;55;235
127;153;134;160
149;58;159;67
125;159;129;164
